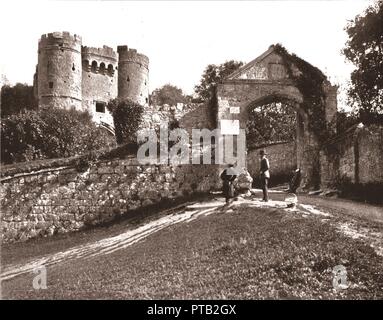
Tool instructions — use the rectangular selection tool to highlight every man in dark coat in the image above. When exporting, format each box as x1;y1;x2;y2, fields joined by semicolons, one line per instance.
259;150;270;202
220;164;238;203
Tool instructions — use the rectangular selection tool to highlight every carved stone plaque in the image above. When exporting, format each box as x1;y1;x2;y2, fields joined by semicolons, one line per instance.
269;63;287;79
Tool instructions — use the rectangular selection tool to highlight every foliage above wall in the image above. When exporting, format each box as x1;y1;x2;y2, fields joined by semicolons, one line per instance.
195;60;244;102
194;61;244;128
150;84;190;106
107;98;144;145
0;107;116;165
1;83;38;118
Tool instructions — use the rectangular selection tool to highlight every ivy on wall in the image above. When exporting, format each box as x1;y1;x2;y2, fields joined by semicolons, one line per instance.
273;44;331;145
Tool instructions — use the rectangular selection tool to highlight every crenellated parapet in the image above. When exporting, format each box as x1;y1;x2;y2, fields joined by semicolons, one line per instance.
35;31;150;118
117;46;149;70
38;32;82;53
82;46;117;76
37;31;83;111
117;46;150;106
82;46;117;61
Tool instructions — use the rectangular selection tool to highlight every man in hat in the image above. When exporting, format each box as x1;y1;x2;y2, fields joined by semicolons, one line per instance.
259;150;270;202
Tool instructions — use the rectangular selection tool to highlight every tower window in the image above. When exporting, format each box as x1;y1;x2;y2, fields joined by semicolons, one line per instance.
72;63;75;71
108;64;114;76
95;102;106;113
49;82;53;89
91;61;98;73
127;76;130;82
99;62;106;74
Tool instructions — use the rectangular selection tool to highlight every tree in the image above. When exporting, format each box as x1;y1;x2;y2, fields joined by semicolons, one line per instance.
194;60;244;101
0;74;9;114
336;110;359;135
107;98;144;145
0;83;38;118
0;74;9;87
150;84;189;106
342;0;383;123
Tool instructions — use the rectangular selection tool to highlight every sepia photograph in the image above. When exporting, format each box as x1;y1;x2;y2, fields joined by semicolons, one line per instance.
0;0;382;306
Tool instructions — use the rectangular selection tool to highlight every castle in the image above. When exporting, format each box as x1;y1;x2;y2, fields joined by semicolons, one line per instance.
33;31;149;130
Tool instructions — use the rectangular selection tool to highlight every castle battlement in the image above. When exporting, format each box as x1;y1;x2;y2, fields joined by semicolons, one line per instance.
117;46;149;69
82;45;117;61
39;31;82;49
35;31;149;118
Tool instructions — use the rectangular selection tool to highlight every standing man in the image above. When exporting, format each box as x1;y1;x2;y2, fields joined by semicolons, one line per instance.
259;150;270;202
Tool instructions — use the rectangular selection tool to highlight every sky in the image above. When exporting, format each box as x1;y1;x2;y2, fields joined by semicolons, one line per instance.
0;0;372;109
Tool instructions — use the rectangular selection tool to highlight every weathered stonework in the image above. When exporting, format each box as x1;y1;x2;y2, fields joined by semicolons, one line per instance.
37;32;83;111
81;46;118;128
34;31;149;129
141;102;213;135
0;159;221;243
320;124;383;188
217;45;338;189
117;46;149;107
247;142;296;182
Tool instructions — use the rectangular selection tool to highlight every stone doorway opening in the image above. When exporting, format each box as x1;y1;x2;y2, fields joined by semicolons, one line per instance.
245;95;301;188
216;44;338;190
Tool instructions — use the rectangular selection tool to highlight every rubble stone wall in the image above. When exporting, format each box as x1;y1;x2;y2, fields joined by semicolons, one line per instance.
1;159;221;243
247;141;296;184
320;124;383;188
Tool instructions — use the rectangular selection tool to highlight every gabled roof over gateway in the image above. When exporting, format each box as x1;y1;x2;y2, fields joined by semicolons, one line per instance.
226;44;326;82
227;44;292;81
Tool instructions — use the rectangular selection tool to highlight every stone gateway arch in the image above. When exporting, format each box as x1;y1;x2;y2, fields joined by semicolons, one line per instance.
216;45;338;189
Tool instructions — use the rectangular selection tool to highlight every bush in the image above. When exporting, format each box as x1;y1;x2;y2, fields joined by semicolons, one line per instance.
107;98;144;145
1;107;116;164
150;84;189;106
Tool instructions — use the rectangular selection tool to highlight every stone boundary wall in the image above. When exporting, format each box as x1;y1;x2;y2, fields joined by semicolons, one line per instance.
247;141;296;185
320;124;383;188
142;102;213;134
1;159;221;243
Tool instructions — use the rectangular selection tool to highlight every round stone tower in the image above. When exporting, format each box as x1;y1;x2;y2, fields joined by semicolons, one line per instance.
117;46;149;106
37;31;82;110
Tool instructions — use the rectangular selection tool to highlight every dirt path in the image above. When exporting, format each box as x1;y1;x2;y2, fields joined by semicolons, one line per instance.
0;201;222;281
298;194;383;224
1;191;382;282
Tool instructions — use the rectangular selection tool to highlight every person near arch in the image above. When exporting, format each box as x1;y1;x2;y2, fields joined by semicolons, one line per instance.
220;164;238;204
259;150;270;202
